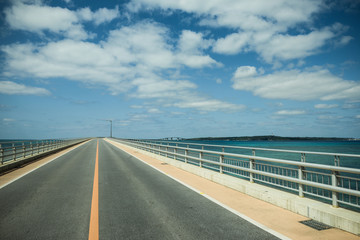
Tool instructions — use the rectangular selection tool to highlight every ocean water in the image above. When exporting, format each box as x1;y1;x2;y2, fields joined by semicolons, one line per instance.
0;139;61;163
170;139;360;210
177;140;360;169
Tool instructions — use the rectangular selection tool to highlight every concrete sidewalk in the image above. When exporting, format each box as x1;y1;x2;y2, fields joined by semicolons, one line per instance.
106;139;359;240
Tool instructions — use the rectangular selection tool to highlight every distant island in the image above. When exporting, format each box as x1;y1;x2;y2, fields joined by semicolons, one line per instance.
185;135;359;142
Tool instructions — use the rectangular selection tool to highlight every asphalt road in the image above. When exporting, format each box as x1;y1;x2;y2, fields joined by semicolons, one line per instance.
0;139;279;240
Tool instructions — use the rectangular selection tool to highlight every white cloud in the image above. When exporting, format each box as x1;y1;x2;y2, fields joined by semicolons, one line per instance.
256;28;335;62
5;3;88;40
213;26;338;62
106;22;176;69
233;66;257;78
337;35;353;46
3;118;15;122
213;32;250;54
318;115;342;120
129;77;245;112
148;108;162;114
1;20;232;112
5;3;120;40
177;54;218;68
130;105;144;109
314;104;338;109
5;3;77;32
129;1;351;64
232;66;360;101
2;21;218;82
356;115;360;119
177;30;217;68
276;110;306;115
178;30;212;54
132;77;197;99
173;97;245;112
77;6;120;25
128;0;321;30
76;7;93;21
92;6;119;25
0;81;50;95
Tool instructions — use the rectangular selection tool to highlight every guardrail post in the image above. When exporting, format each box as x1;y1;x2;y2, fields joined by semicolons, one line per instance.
22;142;25;158
185;149;188;163
219;155;224;173
332;170;339;208
299;153;306;197
301;153;306;162
334;155;340;166
249;150;256;183
199;146;204;168
298;166;305;197
166;143;169;158
174;144;178;160
13;143;16;161
0;144;3;164
30;142;33;156
249;159;255;183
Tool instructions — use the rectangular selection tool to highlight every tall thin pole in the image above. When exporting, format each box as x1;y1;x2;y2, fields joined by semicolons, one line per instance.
110;120;112;138
106;120;112;138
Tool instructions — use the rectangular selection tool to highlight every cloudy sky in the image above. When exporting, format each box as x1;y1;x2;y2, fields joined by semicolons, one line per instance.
0;0;359;139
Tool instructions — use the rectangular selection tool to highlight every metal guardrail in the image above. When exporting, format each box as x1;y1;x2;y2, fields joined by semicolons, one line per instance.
0;139;89;165
117;139;360;210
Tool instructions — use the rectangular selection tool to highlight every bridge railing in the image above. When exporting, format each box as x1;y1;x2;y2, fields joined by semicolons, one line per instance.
0;138;89;165
117;139;360;211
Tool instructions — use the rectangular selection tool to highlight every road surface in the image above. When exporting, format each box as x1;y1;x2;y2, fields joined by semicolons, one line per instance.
0;139;279;240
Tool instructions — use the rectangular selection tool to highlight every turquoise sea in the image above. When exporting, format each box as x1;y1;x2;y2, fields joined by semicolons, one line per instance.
177;140;360;169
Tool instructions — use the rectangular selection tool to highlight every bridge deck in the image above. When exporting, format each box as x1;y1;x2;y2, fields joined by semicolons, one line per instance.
0;139;358;239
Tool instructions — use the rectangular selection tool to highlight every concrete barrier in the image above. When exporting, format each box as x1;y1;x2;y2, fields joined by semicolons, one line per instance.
123;143;360;235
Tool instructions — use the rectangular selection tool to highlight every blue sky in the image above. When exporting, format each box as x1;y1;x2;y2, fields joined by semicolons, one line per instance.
0;0;359;139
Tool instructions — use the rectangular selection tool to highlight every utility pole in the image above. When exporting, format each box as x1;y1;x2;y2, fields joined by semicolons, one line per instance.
106;120;112;138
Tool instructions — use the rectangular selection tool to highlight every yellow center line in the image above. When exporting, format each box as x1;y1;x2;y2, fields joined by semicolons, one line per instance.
89;140;99;240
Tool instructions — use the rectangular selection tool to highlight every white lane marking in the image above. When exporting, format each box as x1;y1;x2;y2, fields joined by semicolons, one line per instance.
0;140;93;190
106;139;291;240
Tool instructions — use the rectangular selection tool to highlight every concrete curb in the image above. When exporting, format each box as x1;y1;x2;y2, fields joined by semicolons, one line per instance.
0;140;89;175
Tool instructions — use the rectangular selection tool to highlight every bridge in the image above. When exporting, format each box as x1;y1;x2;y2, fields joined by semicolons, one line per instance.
0;138;359;239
